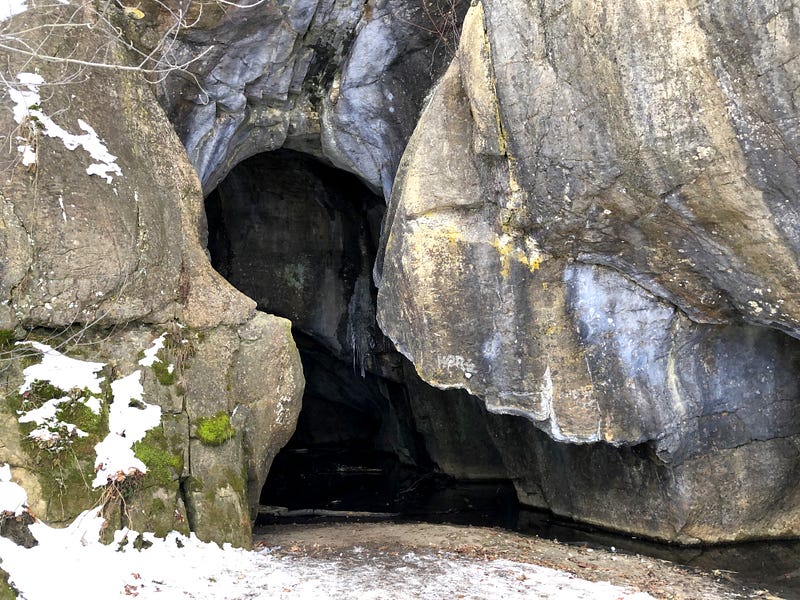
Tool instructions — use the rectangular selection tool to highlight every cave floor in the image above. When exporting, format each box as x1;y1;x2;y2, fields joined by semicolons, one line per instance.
254;521;780;599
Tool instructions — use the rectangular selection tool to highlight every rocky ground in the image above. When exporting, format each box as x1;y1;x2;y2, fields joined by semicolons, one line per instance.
254;521;787;600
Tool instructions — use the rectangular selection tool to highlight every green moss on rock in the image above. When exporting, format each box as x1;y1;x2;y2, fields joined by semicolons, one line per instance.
9;381;110;525
195;412;236;446
33;449;103;524
56;391;105;435
132;427;183;486
26;380;64;404
0;566;17;600
151;355;176;386
0;330;14;351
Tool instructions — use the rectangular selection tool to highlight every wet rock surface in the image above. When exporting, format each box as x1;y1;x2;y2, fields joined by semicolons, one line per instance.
149;0;464;195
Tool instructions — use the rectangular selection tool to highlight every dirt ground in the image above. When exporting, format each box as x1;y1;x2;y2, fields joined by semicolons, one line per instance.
254;521;784;600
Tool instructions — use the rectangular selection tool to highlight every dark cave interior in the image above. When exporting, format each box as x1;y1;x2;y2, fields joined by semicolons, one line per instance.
205;149;517;521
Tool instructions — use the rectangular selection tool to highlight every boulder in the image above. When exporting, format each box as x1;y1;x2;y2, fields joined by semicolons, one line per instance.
376;1;800;542
0;3;303;547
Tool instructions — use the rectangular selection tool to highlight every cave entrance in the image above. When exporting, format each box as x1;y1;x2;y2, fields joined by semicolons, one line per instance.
206;149;513;520
259;331;441;516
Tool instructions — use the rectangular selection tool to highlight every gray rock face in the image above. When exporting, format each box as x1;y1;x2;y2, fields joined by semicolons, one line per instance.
4;0;800;547
376;1;800;542
150;0;463;194
0;4;254;332
206;149;387;371
479;0;800;334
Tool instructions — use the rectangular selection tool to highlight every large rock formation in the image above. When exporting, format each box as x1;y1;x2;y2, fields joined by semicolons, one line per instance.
143;0;464;196
376;1;800;543
0;3;303;547
2;0;800;547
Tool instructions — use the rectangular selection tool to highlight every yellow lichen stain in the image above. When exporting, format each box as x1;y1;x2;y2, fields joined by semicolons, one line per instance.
492;233;543;278
475;0;508;157
123;6;145;19
441;223;463;247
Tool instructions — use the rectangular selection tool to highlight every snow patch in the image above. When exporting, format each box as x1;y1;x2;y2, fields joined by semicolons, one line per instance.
18;394;89;445
0;464;28;516
0;0;27;22
92;371;161;487
6;73;123;183
16;142;36;165
18;341;105;395
14;341;162;486
138;333;167;367
15;342;106;447
0;515;657;600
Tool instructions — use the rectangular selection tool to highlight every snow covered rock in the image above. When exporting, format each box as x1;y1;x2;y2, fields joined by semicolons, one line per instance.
0;3;304;548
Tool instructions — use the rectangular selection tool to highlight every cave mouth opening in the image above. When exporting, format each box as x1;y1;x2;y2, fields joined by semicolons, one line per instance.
205;148;519;524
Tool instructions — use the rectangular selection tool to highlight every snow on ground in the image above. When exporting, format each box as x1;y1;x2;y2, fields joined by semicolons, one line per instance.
6;73;123;182
0;465;27;516
1;469;655;599
0;499;656;600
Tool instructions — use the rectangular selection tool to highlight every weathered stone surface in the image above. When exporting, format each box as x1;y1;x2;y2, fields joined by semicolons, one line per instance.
487;412;800;545
479;0;800;333
147;0;463;194
0;4;304;545
230;313;305;517
377;1;800;542
0;3;254;332
0;316;303;547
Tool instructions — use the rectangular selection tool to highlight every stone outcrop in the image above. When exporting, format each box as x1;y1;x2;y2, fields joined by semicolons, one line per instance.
0;3;303;547
3;0;800;547
377;1;800;543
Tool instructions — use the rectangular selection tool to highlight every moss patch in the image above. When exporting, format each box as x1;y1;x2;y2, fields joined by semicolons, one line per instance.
15;382;107;452
195;412;236;446
26;380;64;403
132;427;183;487
151;351;176;386
56;391;105;435
0;566;17;600
0;330;14;351
9;381;110;525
